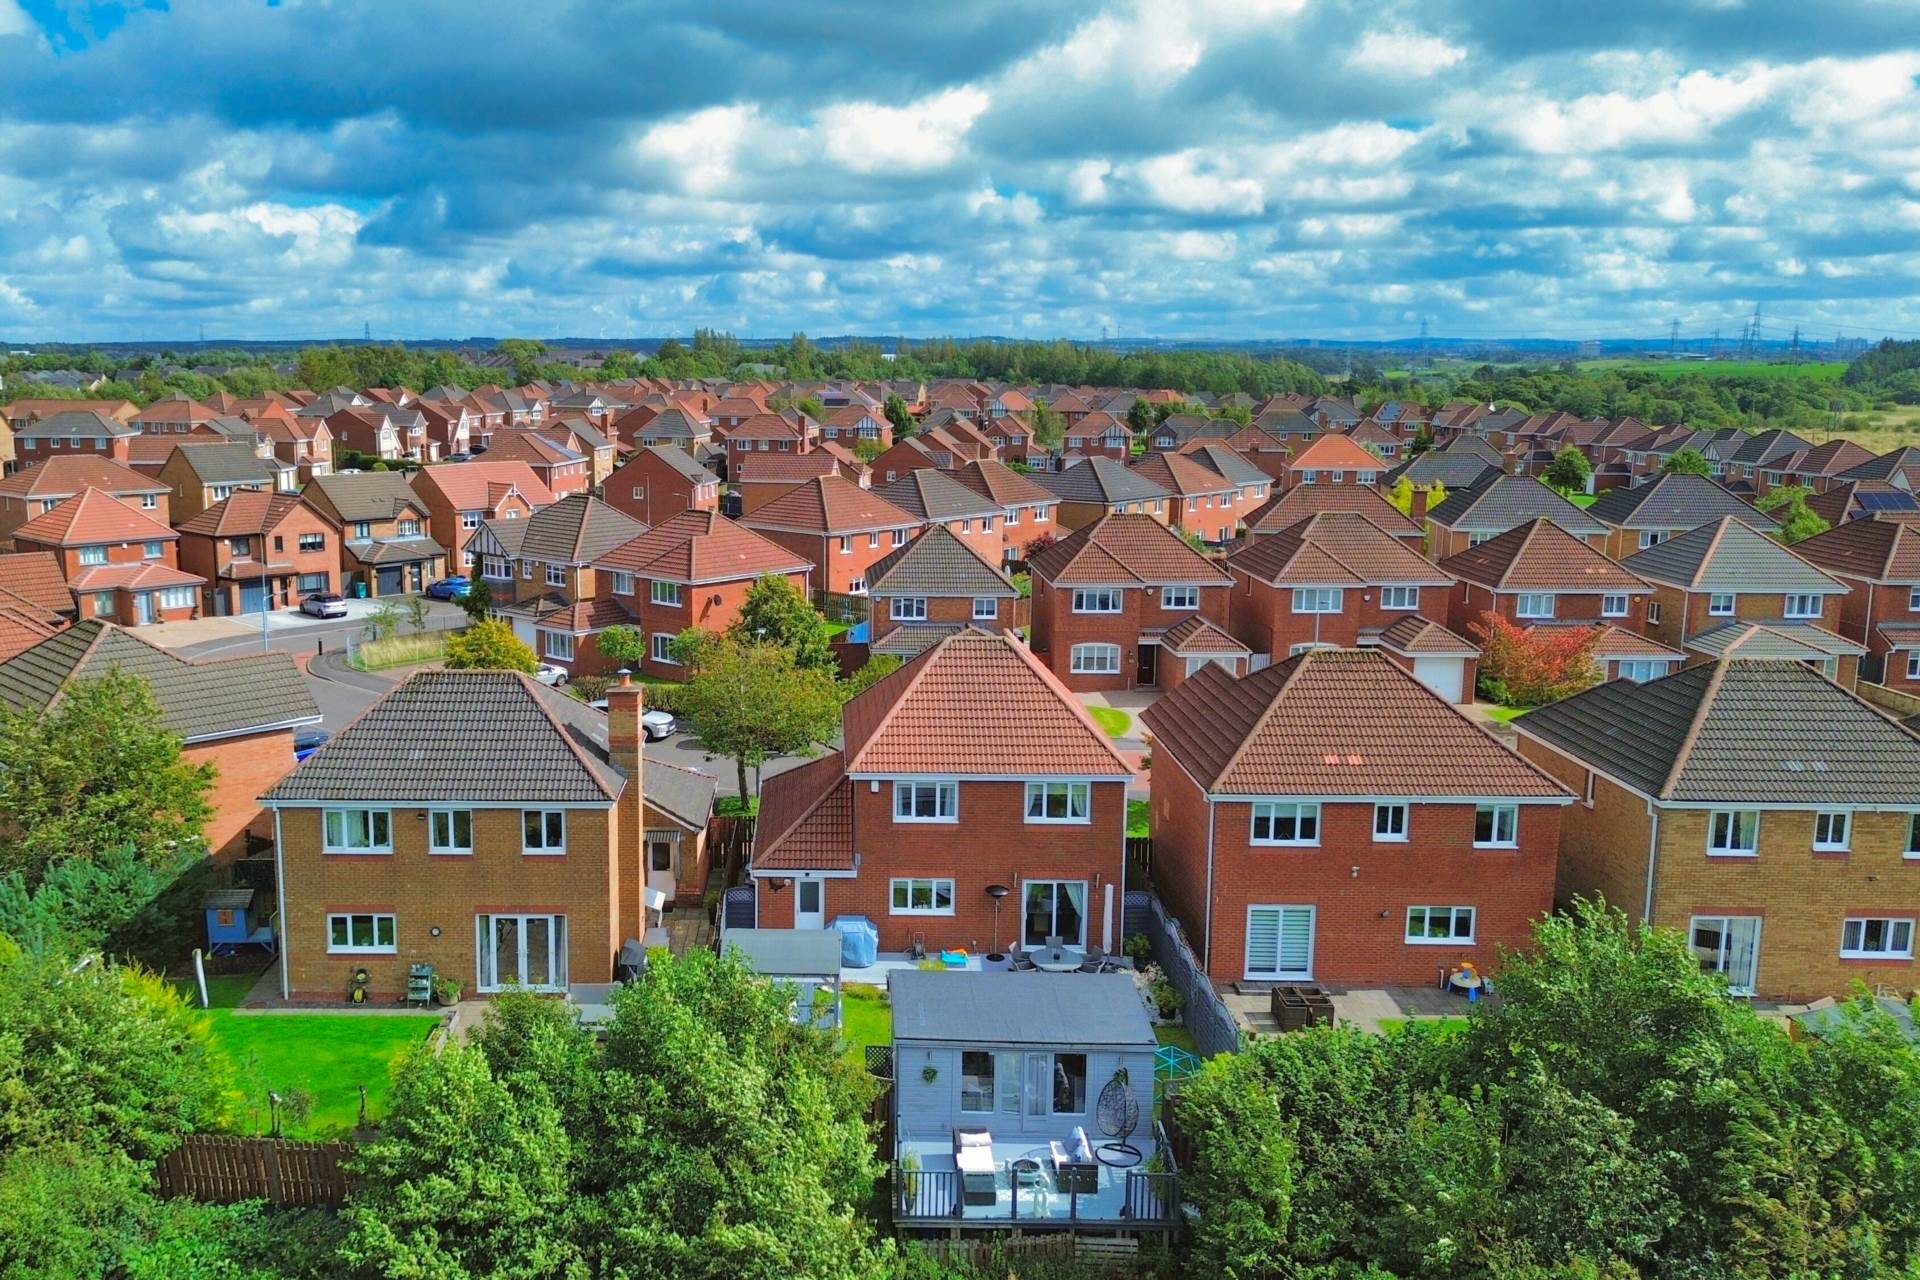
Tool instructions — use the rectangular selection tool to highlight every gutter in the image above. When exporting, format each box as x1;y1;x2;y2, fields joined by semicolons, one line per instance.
1641;798;1660;923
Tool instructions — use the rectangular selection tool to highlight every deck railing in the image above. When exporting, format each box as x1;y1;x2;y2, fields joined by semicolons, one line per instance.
889;1161;1179;1229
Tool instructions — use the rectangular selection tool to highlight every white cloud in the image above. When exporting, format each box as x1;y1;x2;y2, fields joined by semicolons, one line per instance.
1132;151;1265;215
1348;26;1467;76
818;87;989;174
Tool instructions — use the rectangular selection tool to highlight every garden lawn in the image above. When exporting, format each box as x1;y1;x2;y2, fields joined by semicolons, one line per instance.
1153;1024;1199;1055
1483;705;1529;723
841;984;892;1067
180;977;438;1138
1089;705;1131;738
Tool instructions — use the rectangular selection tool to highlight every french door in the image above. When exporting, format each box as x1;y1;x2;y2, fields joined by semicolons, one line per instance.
1246;905;1315;981
1022;880;1087;948
1690;916;1761;996
476;913;567;992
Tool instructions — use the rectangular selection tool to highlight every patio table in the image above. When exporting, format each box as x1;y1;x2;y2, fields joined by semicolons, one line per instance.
1031;946;1084;972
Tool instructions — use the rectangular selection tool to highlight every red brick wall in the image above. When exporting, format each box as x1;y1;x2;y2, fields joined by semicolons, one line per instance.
603;455;716;527
602;570;808;679
755;779;1128;955
872;593;994;644
1030;578;1231;691
746;525;916;596
1168;492;1241;544
1446;583;1640;637
190;728;300;863
1228;571;1446;658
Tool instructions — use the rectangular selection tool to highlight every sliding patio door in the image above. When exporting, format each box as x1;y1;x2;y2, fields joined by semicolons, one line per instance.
1245;905;1314;981
1690;916;1760;996
476;913;568;992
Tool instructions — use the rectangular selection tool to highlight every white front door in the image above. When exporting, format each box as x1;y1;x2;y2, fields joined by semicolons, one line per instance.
476;913;568;992
1412;656;1465;703
647;833;677;904
135;592;156;625
1691;915;1761;996
1246;904;1315;980
794;879;825;930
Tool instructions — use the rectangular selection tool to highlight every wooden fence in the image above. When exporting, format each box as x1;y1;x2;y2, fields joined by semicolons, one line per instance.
156;1135;355;1207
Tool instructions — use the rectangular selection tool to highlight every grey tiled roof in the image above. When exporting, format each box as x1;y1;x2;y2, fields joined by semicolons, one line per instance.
0;620;317;743
1684;620;1865;660
637;444;710;482
1036;456;1168;504
263;670;624;804
871;623;966;657
1585;474;1768;530
641;756;719;831
16;410;137;438
1515;659;1920;804
307;472;425;523
1384;453;1501;490
867;524;1017;598
1427;476;1609;536
177;443;277;484
493;494;645;565
875;468;999;521
890;970;1155;1048
1621;517;1845;593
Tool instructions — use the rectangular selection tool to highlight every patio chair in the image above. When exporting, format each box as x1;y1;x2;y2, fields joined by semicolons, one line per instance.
1048;1126;1099;1195
952;1128;998;1206
1009;950;1036;972
908;933;927;962
1077;947;1107;973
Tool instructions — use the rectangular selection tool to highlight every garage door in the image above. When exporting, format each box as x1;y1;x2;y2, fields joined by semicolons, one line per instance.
1412;656;1465;703
376;566;405;596
238;581;269;614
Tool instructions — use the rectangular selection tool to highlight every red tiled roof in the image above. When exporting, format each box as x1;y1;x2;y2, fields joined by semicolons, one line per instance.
1160;615;1249;655
1285;434;1386;472
1028;513;1231;587
0;606;60;663
597;510;812;583
741;474;919;534
730;412;812;441
14;488;179;547
1371;615;1479;656
752;751;855;872
735;452;851;484
411;460;556;510
176;492;307;537
0;552;77;614
502;596;635;631
1439;517;1647;593
68;562;202;591
1127;451;1236;496
1243;483;1422;538
946;459;1056;507
841;629;1131;776
1227;511;1451;586
1142;648;1570;798
485;430;582;466
0;456;168;500
1794;513;1920;583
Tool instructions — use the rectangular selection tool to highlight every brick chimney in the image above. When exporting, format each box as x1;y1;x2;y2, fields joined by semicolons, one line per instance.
607;670;647;944
1409;484;1430;523
1502;450;1520;476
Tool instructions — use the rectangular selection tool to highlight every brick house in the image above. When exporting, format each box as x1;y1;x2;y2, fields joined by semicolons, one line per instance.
13;488;204;626
263;670;716;1001
468;495;645;670
735;451;866;517
874;469;1005;565
1126;452;1244;546
1242;482;1424;547
176;493;339;616
1224;510;1457;670
0;456;170;548
252;412;334;482
1807;480;1920;527
13;410;138;467
725;411;819;478
1439;517;1654;642
533;418;617;487
1274;432;1384;491
407;461;554;573
1035;458;1171;533
1142;648;1571;986
0;550;78;654
1028;514;1234;692
0;619;318;860
866;524;1021;658
594;510;813;680
819;405;891;451
1514;660;1920;1001
301;472;446;599
944;459;1061;563
1585;473;1773;560
750;630;1133;956
738;475;922;599
1061;412;1132;459
482;429;591;498
1622;516;1862;687
601;446;718;527
158;442;292;525
1424;476;1610;560
1771;515;1920;692
982;415;1035;463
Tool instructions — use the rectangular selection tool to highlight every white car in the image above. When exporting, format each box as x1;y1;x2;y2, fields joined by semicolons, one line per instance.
534;664;569;687
587;700;678;741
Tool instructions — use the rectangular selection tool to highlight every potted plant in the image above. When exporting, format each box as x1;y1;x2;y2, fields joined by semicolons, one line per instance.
433;975;463;1006
1149;971;1185;1023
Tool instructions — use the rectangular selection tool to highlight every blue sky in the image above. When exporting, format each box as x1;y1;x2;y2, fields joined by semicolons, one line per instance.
1;0;1918;343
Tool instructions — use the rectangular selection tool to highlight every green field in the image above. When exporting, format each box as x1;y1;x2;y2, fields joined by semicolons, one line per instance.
1575;358;1847;382
180;975;440;1138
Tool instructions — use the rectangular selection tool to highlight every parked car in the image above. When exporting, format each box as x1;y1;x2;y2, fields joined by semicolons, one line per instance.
424;576;470;600
293;730;330;762
590;700;679;741
299;593;348;619
443;452;471;463
534;663;569;686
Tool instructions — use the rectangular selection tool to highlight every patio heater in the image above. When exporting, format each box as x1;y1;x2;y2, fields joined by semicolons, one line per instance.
984;884;1010;962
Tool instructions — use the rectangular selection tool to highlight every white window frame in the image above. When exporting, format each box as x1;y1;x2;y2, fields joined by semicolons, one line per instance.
1380;586;1419;611
1907;813;1920;859
889;596;928;622
1473;803;1518;849
77;544;107;566
1405;906;1476;945
1072;588;1122;614
892;780;958;823
543;631;575;661
326;912;397;955
1243;904;1315;981
611;572;635;596
158;586;195;610
1250;801;1320;846
1812;810;1851;852
889;877;956;916
1373;802;1409;843
1841;917;1914;960
1024;781;1092;824
322;808;392;854
1707;592;1735;616
522;809;567;854
1909;651;1920;681
1708;809;1760;856
1783;593;1822;619
1601;593;1630;618
1648;601;1662;625
1162;585;1199;611
1909;586;1920;612
462;511;482;529
429;808;473;854
1617;659;1669;683
1069;643;1122;674
1290;586;1343;615
546;564;567;588
650;632;678;665
1638;530;1665;549
972;597;998;621
1514;593;1555;620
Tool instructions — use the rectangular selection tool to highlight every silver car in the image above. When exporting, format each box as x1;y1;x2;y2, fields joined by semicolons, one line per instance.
299;593;348;619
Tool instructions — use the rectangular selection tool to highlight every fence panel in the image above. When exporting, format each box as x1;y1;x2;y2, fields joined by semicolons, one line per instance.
156;1136;354;1208
1123;889;1242;1059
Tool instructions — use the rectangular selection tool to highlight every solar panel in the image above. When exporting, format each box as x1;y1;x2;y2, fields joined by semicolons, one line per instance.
1855;491;1919;512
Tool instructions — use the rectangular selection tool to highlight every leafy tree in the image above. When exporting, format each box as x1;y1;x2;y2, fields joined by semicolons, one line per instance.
442;618;538;673
1470;612;1603;707
495;338;549;385
882;393;912;436
1026;398;1064;448
839;654;902;701
596;622;647;672
1126;397;1156;435
0;843;209;966
364;598;402;640
458;575;493;623
0;671;214;885
1387;475;1415;515
1543;445;1592;493
1756;483;1830;544
1409;422;1436;456
730;574;835;671
1661;447;1714;476
674;635;842;799
794;395;826;422
852;438;884;463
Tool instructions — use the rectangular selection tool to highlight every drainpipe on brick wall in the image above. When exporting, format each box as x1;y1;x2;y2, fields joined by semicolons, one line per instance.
1641;800;1661;923
273;806;289;1002
1202;797;1217;974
